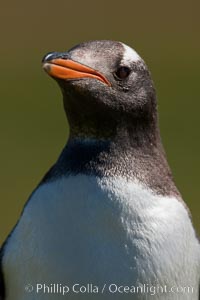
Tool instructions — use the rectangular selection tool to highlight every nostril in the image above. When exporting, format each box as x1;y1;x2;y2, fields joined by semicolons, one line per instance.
42;52;70;63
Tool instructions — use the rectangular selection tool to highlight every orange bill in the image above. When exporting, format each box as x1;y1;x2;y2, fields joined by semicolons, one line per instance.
43;58;111;86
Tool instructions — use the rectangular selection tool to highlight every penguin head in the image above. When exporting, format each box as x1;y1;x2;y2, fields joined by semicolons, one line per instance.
42;40;157;140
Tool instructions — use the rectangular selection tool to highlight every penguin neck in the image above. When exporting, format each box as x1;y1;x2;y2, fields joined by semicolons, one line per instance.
67;114;162;153
61;121;180;197
65;119;164;178
65;91;160;146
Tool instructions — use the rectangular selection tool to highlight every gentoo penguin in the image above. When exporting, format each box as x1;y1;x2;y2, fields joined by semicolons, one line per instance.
0;40;199;300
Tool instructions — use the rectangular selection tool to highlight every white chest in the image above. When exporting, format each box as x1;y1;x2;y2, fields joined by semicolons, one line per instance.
3;175;200;299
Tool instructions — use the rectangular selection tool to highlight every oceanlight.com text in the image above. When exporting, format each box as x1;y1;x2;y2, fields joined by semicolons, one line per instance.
24;282;194;296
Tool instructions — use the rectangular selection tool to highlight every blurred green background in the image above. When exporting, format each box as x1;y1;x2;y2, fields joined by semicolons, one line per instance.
0;1;199;245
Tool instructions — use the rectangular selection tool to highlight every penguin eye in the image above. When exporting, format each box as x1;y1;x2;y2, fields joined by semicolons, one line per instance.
115;66;131;79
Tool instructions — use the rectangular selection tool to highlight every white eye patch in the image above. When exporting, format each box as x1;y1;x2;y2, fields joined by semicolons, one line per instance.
121;43;141;65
